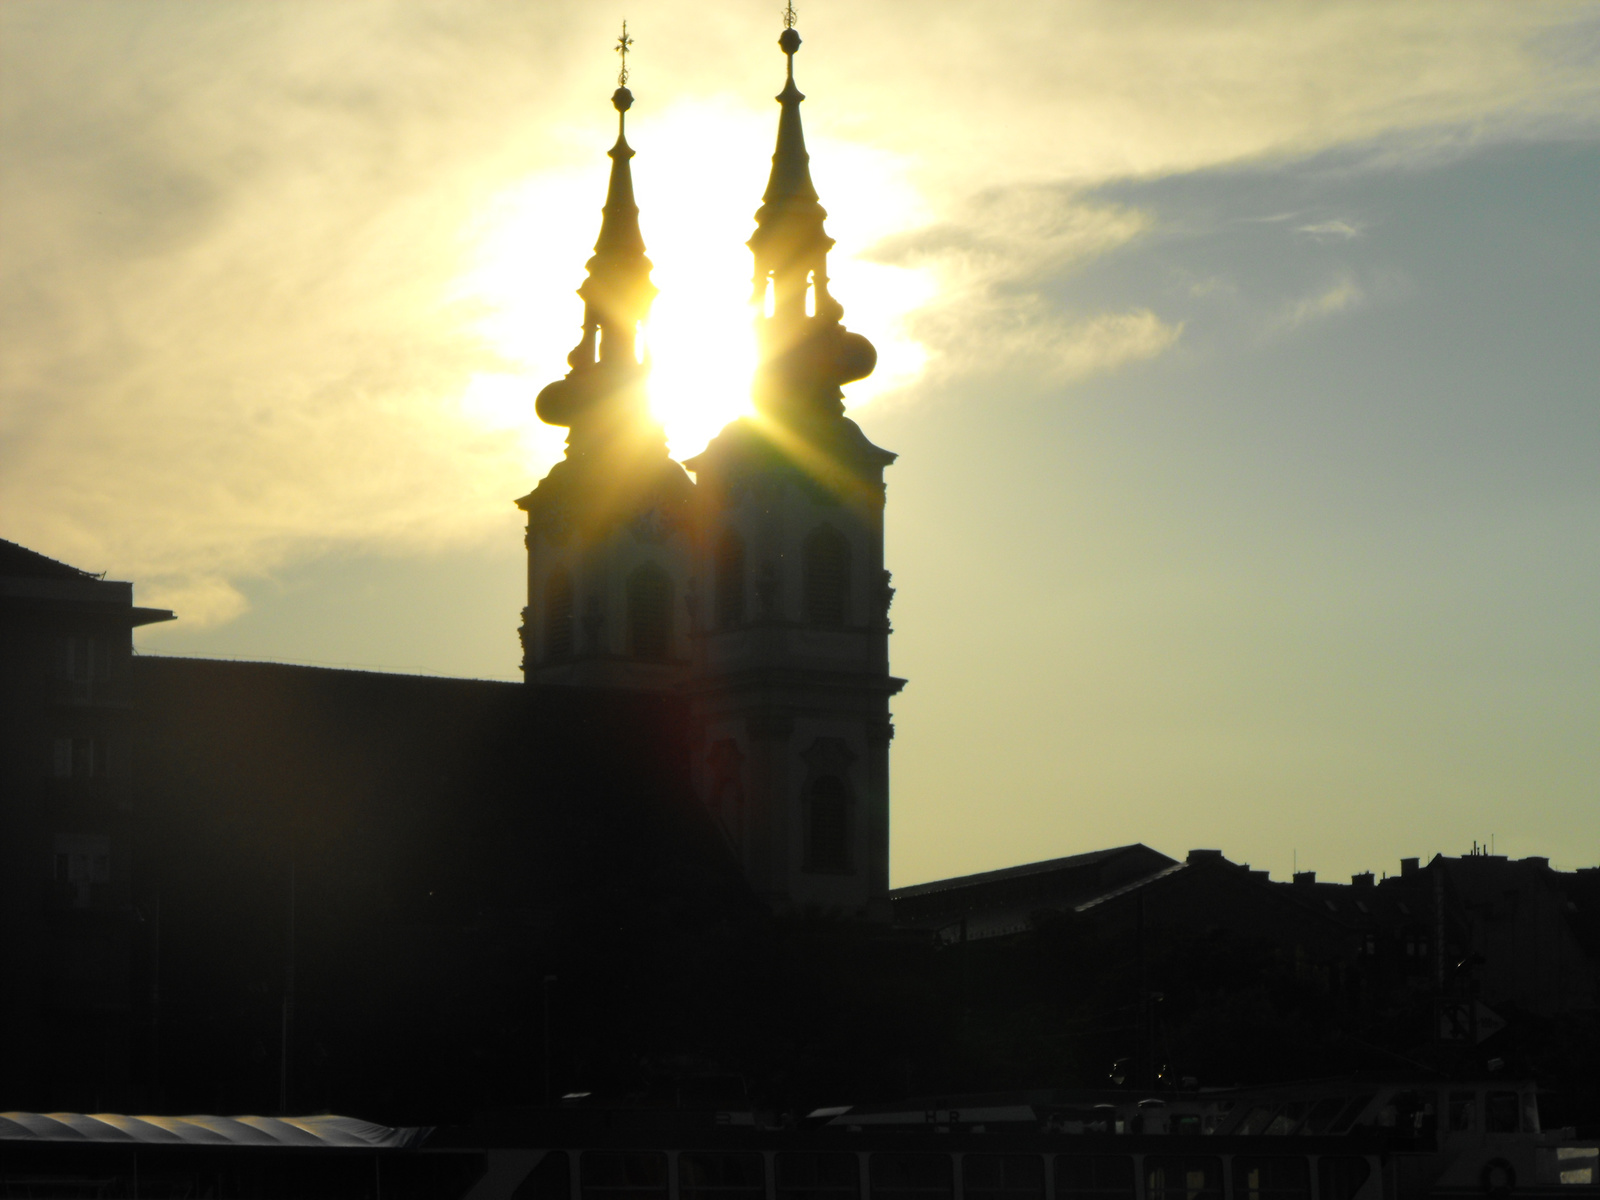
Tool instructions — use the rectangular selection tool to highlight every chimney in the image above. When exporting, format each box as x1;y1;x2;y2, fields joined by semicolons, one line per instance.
1187;849;1224;865
1352;872;1375;888
1400;857;1419;877
1293;871;1316;886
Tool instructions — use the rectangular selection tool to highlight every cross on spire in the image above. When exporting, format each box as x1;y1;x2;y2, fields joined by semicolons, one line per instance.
615;20;633;87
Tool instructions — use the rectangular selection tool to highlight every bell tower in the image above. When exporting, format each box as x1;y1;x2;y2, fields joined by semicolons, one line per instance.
686;15;903;918
517;50;695;691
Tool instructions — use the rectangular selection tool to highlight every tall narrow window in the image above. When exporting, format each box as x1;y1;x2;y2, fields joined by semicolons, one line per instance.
545;569;574;662
627;564;672;661
58;635;107;700
714;530;746;630
803;526;849;627
806;775;850;873
53;736;106;779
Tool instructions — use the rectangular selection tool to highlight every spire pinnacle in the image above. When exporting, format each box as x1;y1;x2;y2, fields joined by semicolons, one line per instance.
747;14;875;424
615;20;633;87
535;37;658;440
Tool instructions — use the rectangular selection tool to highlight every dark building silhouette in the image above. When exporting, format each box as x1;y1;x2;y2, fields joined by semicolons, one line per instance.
0;539;171;1108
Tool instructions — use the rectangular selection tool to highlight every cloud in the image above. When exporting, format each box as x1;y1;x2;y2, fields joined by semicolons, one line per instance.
1278;276;1367;328
3;0;1597;625
1296;219;1365;240
867;188;1181;384
1029;308;1185;382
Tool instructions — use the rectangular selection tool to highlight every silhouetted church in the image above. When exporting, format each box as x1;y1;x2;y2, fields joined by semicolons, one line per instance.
515;26;901;918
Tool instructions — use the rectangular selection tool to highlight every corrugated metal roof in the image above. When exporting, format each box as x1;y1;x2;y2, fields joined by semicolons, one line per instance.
1073;861;1190;913
0;1112;428;1149
890;844;1168;901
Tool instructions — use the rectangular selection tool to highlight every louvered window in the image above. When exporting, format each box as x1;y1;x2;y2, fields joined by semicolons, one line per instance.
803;526;849;627
544;569;574;661
627;565;672;661
715;530;746;629
806;775;850;872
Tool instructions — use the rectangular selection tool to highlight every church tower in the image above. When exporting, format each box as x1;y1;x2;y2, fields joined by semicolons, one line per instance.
517;64;695;690
686;18;903;918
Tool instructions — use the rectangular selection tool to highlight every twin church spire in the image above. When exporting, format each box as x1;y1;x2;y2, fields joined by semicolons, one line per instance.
534;24;658;448
748;22;877;423
535;13;875;443
519;16;901;917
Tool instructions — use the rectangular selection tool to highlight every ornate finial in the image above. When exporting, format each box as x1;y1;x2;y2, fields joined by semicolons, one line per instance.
615;20;633;88
779;4;800;61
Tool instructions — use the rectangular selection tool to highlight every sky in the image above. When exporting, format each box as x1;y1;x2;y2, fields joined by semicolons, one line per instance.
3;1;1597;885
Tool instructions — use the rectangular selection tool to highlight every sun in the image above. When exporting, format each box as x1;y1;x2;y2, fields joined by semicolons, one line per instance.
453;97;933;472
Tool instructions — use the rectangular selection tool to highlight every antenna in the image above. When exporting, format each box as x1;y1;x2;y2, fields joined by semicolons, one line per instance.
782;2;797;30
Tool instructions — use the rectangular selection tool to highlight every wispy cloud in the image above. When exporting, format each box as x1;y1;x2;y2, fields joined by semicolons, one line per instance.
868;188;1181;384
1296;219;1365;240
1278;276;1367;329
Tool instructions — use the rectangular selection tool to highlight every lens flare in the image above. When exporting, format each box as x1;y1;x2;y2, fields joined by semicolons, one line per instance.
454;98;933;474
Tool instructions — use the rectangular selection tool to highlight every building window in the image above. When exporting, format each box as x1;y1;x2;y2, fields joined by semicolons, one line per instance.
714;530;746;629
545;569;574;661
1144;1158;1223;1200
679;1153;765;1200
626;564;672;661
1055;1157;1135;1200
53;736;107;779
1315;1160;1371;1200
58;635;109;699
963;1155;1044;1200
706;739;746;854
869;1155;952;1200
777;1153;859;1200
54;834;110;909
582;1152;668;1200
1231;1158;1310;1200
805;775;850;873
803;525;849;627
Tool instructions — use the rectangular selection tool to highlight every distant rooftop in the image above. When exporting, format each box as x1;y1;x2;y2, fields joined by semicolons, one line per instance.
0;538;98;581
891;844;1172;901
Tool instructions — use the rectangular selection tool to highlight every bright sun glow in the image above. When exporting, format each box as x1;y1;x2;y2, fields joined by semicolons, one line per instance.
455;97;934;473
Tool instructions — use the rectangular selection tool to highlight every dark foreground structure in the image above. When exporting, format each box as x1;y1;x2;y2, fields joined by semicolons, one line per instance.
3;1078;1596;1200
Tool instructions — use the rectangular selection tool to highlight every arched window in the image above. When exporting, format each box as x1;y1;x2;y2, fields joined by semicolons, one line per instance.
805;775;850;873
803;525;849;627
544;568;574;661
714;530;746;630
627;564;672;661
